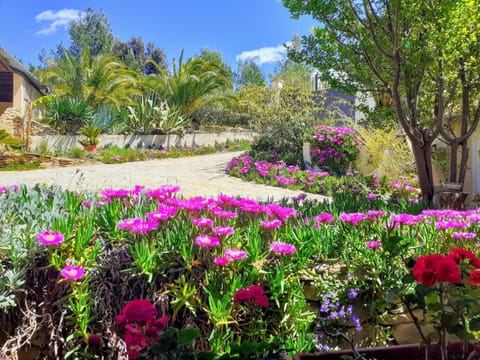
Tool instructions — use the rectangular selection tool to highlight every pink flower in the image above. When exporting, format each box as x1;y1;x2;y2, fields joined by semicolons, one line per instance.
37;231;65;246
270;242;296;255
60;265;86;280
339;212;367;225
214;256;230;265
192;218;214;227
260;220;282;229
224;248;247;261
315;213;335;224
195;235;220;248
81;201;91;207
452;232;477;240
212;226;235;236
367;193;376;201
366;241;382;249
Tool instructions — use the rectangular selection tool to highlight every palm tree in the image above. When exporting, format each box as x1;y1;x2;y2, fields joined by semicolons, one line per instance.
144;52;235;120
39;49;139;111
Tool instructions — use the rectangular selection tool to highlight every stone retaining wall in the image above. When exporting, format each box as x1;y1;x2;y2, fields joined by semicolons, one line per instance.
29;131;254;152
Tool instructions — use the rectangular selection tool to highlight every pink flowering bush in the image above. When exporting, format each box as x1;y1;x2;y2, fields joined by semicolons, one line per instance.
308;125;362;175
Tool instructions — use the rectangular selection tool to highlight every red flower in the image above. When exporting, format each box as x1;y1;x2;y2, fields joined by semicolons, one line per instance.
435;256;461;284
449;248;480;268
233;288;251;303
468;269;480;285
413;254;460;286
87;334;101;346
254;293;270;307
413;254;443;286
119;300;157;324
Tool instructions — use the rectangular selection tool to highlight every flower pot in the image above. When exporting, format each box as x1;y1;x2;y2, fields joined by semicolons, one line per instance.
83;145;97;153
293;342;480;360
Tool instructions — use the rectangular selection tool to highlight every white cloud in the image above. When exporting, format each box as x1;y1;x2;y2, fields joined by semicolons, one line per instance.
236;43;290;65
35;9;83;35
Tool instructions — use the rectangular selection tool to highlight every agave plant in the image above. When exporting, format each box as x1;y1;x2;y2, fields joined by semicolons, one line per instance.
124;93;190;134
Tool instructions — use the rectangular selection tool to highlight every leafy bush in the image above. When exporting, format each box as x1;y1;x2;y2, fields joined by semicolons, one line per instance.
356;126;416;178
250;120;306;166
43;98;94;134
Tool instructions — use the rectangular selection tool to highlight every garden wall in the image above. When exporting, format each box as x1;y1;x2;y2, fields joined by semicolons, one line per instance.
29;131;254;152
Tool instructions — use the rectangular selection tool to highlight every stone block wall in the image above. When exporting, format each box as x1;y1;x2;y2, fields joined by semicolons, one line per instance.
0;106;56;140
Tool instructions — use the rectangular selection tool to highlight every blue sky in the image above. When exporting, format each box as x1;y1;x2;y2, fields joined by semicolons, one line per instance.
0;0;316;76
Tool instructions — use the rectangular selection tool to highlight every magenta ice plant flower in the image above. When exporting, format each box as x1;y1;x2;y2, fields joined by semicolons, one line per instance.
366;241;382;249
214;256;230;266
452;232;477;240
37;231;65;246
270;242;296;255
260;220;282;229
192;218;214;227
212;226;235;236
60;265;86;280
315;213;335;224
339;212;367;225
224;248;247;261
195;235;220;248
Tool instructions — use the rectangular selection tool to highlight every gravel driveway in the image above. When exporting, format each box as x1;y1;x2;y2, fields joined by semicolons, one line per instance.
0;151;329;202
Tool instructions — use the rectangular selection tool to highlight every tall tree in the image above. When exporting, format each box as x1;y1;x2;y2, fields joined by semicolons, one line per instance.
235;60;266;89
68;7;114;58
283;0;480;202
270;34;313;90
113;37;167;74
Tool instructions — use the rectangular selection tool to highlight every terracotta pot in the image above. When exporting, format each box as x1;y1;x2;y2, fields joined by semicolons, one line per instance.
83;145;97;153
293;342;480;360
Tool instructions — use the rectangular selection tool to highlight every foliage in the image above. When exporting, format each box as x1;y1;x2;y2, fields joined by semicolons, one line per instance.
237;84;316;165
79;125;103;146
43;98;94;134
251;121;306;166
0;130;21;148
145;52;234;121
39;49;138;111
68;7;114;58
269;34;313;90
124;93;190;135
282;0;480;202
356;127;416;178
113;36;168;75
234;60;266;89
307;125;362;176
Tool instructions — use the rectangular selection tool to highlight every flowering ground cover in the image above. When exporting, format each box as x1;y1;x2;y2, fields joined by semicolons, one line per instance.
227;154;423;209
1;184;480;358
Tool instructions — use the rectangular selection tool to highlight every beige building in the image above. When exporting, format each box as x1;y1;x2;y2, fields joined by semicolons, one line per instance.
0;47;49;138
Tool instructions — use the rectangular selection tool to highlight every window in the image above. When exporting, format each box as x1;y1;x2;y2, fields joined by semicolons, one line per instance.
0;72;13;102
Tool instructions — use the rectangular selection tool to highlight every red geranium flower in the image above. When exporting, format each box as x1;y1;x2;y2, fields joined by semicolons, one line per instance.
468;269;480;285
449;248;480;268
118;299;157;324
233;288;251;303
435;256;461;284
412;254;443;286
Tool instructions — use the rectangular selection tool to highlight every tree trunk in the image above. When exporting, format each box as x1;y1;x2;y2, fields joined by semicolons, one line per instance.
411;141;435;203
